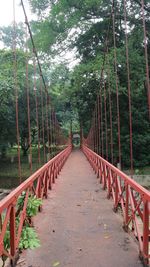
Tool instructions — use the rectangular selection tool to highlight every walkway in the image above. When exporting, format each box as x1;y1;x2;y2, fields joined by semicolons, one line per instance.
17;150;143;267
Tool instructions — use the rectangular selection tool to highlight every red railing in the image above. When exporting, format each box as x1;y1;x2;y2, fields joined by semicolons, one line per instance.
0;145;72;264
82;144;150;266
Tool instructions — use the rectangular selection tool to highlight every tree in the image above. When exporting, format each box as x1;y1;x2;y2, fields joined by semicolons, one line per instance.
0;48;40;156
0;1;149;167
0;23;26;49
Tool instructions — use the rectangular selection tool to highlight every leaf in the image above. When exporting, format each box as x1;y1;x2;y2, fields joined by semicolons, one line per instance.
53;261;60;267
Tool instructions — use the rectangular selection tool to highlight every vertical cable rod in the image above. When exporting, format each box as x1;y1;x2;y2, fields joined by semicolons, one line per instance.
13;0;22;183
112;1;122;166
123;0;133;175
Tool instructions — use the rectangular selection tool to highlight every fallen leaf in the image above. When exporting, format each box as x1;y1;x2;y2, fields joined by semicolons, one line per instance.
53;261;60;266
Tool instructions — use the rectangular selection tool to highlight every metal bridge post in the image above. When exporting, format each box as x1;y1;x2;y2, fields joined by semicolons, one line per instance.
124;183;129;231
142;200;149;266
10;205;16;266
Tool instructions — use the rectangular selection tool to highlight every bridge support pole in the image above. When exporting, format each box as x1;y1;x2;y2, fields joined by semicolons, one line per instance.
10;205;19;267
142;200;149;266
123;184;129;232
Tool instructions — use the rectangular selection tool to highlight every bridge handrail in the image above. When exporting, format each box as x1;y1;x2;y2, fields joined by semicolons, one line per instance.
83;145;150;200
0;145;72;264
0;146;71;212
82;144;150;266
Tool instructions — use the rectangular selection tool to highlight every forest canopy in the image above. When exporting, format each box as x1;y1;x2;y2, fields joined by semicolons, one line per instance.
0;0;149;168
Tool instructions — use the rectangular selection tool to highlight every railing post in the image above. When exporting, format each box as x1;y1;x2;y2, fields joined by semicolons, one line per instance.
10;205;16;266
124;183;129;231
114;174;119;212
80;127;83;149
107;170;111;199
97;159;100;178
142;199;149;266
82;144;150;264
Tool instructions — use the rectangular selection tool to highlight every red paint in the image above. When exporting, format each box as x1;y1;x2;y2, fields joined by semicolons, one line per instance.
0;145;72;261
82;144;150;265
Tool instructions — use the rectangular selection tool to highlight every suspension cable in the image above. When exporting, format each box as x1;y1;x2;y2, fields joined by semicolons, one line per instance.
105;43;114;164
97;8;114;158
97;94;101;155
53;110;57;156
100;87;104;158
21;0;49;96
123;0;133;176
21;0;66;160
48;97;52;157
112;0;122;167
94;106;97;153
25;26;32;173
40;77;46;162
13;0;21;183
104;80;108;160
33;55;41;164
50;105;53;156
45;94;50;160
96;98;99;154
141;0;150;119
86;8;113;155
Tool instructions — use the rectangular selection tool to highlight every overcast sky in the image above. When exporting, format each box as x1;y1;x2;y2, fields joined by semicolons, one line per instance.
0;0;78;68
0;0;32;26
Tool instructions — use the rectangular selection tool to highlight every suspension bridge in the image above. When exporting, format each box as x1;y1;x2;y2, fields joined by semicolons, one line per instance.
0;0;150;266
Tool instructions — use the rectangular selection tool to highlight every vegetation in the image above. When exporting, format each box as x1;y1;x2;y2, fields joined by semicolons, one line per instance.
27;0;150;168
0;0;149;189
2;194;42;267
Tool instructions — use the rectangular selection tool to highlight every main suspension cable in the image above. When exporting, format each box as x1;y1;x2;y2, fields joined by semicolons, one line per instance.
21;0;49;96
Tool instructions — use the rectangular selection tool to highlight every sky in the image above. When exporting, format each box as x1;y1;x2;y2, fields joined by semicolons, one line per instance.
0;0;78;68
0;0;33;26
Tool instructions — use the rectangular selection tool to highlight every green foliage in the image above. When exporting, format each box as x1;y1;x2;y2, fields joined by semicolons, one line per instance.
0;23;26;49
1;194;42;266
17;192;42;217
0;49;33;149
26;196;42;217
19;226;40;250
3;227;10;251
27;0;150;168
0;0;149;168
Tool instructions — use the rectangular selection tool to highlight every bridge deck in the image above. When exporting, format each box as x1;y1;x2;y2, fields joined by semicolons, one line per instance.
17;150;142;267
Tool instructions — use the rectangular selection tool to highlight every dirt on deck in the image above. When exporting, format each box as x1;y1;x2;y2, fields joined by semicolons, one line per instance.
17;149;143;267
